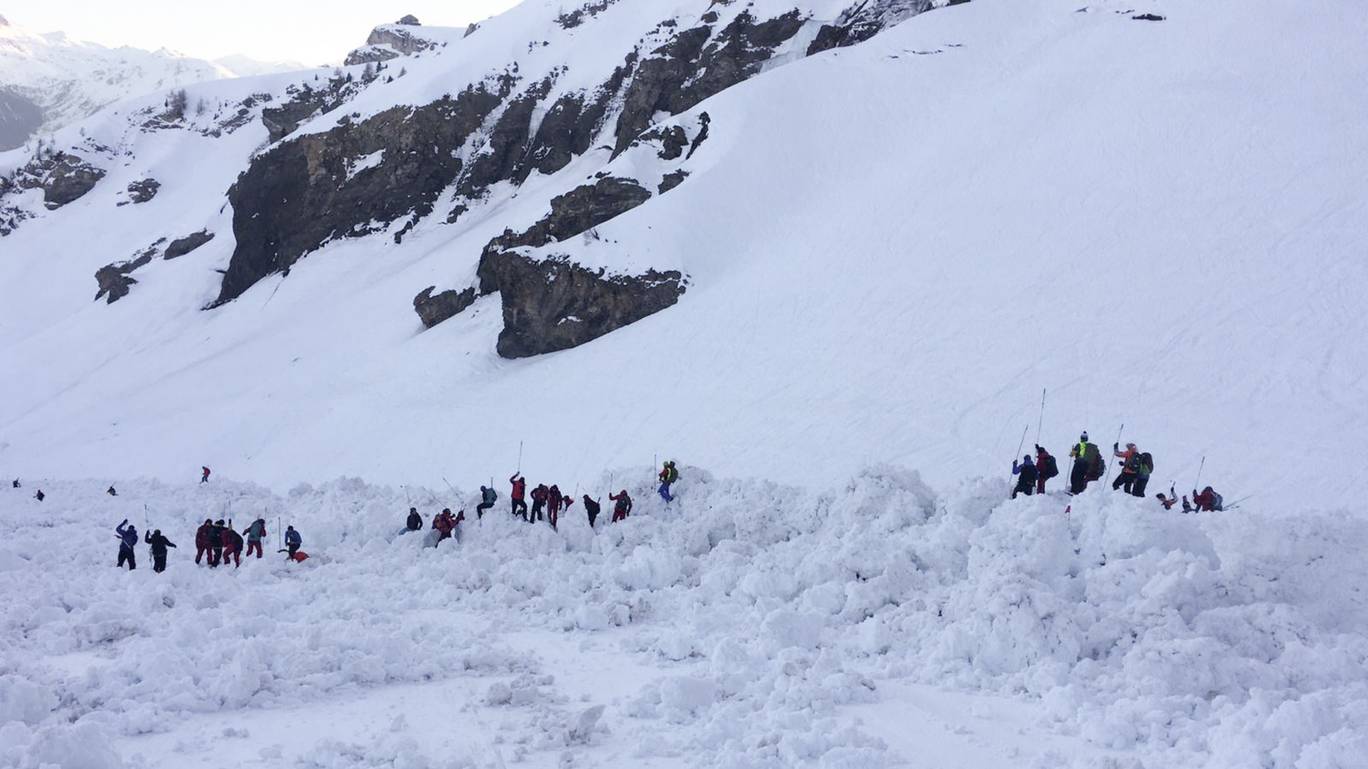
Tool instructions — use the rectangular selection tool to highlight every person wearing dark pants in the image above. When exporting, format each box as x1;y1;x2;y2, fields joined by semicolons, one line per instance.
476;486;496;519
509;474;528;519
115;520;138;570
145;530;177;573
1011;456;1038;499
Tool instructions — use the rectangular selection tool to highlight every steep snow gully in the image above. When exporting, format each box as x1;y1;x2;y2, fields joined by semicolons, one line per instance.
1;470;1365;768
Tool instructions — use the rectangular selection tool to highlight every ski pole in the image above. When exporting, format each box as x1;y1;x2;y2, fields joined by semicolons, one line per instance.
1035;388;1046;446
1104;423;1124;485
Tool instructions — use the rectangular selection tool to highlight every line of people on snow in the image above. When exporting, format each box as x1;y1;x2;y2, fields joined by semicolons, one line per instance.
1009;432;1227;512
109;517;304;572
400;462;683;542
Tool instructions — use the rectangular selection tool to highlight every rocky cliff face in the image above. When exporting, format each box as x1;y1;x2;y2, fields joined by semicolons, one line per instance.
52;0;956;354
483;252;686;358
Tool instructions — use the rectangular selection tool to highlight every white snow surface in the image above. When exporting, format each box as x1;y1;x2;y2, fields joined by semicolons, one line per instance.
1;469;1365;768
1;0;1367;512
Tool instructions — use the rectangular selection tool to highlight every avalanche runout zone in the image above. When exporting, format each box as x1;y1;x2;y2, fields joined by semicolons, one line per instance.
1;467;1365;769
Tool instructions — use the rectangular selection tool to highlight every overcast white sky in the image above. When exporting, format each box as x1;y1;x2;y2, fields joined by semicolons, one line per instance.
5;0;522;64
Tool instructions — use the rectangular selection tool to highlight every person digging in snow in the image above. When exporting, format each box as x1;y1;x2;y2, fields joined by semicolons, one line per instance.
195;519;214;565
530;484;549;523
583;495;601;528
34;489;44;502
610;489;632;523
243;518;267;558
476;485;496;519
282;525;303;560
144;529;177;573
1131;452;1154;497
11;479;18;489
208;519;226;567
1011;455;1038;499
547;485;563;528
115;520;138;570
1192;486;1224;512
107;485;118;497
406;507;423;531
509;473;528;519
221;521;244;568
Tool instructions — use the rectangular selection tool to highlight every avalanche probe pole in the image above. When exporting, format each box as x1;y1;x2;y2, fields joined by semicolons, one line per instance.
1192;456;1205;495
1013;424;1028;463
1035;388;1047;446
517;441;524;474
1104;423;1124;486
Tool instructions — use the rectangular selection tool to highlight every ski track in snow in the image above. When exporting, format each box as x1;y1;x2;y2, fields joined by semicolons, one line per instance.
2;469;1366;769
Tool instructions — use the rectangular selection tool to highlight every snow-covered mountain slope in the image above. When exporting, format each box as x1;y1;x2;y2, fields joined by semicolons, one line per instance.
1;0;1366;513
0;14;300;149
2;471;1365;768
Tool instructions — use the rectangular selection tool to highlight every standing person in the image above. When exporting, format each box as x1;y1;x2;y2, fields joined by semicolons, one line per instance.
222;522;244;568
1011;455;1038;499
530;484;549;523
208;520;226;567
1068;432;1101;495
201;466;211;483
115;520;138;570
583;495;601;528
194;519;214;565
609;489;632;523
144;529;177;573
283;526;302;559
1112;442;1140;493
547;485;563;526
11;479;18;488
243;518;267;558
476;486;496;519
34;489;44;502
1033;445;1058;494
509;473;528;519
406;507;423;531
658;461;679;503
1132;452;1154;497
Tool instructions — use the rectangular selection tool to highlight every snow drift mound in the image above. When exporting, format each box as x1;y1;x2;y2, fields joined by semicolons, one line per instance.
2;469;1364;768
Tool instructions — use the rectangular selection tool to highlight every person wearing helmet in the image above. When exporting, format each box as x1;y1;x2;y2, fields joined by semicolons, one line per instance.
1067;432;1100;495
1112;442;1140;493
658;461;679;503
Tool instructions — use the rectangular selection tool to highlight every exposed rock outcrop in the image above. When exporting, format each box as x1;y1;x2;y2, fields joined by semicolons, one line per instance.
477;176;653;293
94;240;163;303
164;229;214;260
483;252;685;358
38;152;105;209
123;178;160;205
344;21;439;65
808;0;956;55
217;86;504;306
413;286;478;328
612;10;804;156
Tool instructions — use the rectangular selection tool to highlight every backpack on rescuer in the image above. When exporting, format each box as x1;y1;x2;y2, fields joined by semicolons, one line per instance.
1041;454;1059;480
1085;443;1104;480
1138;452;1154;476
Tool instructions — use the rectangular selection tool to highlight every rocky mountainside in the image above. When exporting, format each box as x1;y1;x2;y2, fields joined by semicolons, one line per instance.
0;0;1364;511
0;14;299;150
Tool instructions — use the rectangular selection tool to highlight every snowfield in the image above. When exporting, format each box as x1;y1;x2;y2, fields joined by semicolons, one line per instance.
0;0;1363;511
1;470;1365;768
